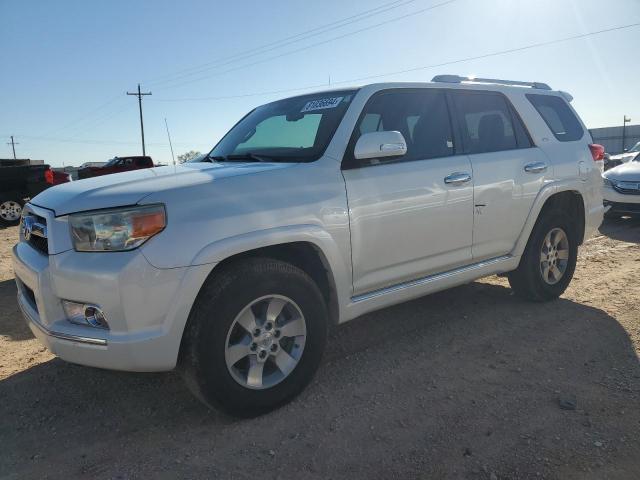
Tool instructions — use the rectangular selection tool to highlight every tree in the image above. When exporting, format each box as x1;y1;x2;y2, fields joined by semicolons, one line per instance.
177;150;202;163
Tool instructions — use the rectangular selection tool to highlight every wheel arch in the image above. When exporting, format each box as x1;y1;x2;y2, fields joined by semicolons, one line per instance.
513;183;586;257
176;238;342;368
210;240;341;326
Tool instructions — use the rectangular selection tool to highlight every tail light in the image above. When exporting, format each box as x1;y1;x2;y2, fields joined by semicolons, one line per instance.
589;144;605;161
44;169;54;184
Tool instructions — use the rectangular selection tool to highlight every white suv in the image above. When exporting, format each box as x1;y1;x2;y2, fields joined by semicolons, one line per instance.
12;76;604;416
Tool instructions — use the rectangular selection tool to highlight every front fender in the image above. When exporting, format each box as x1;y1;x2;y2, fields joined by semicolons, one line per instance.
189;224;352;318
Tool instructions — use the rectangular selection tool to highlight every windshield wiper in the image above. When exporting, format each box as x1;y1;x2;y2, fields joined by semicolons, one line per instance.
224;153;274;162
207;153;295;163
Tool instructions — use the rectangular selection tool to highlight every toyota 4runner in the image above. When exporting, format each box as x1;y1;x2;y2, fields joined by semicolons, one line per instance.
12;75;604;416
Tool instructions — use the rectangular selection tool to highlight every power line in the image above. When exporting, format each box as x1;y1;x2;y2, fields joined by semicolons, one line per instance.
126;84;152;156
154;22;640;103
39;94;124;138
146;0;422;88
28;1;424;139
13;22;639;149
153;0;458;91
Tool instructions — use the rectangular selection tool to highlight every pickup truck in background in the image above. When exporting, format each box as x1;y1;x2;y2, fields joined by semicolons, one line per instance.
0;165;70;225
77;156;154;179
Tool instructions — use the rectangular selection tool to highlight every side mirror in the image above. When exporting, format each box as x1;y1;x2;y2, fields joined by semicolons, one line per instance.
354;131;407;161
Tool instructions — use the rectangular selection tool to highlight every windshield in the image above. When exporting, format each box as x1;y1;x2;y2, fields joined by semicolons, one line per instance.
209;90;357;162
628;141;640;153
104;157;120;167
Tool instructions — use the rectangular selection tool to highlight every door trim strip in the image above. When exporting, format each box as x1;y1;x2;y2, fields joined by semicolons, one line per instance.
351;255;512;303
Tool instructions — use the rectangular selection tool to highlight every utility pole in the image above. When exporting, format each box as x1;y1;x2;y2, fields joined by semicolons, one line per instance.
6;136;19;159
127;84;152;156
164;118;176;166
622;115;631;152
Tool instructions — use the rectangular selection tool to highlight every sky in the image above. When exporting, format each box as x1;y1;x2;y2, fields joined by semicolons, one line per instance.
1;0;639;168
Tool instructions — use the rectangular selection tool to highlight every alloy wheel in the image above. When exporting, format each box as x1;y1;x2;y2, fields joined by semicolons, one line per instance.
224;295;307;390
0;201;22;222
539;227;570;285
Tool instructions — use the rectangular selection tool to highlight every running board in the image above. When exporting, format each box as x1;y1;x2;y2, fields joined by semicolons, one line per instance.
351;255;513;303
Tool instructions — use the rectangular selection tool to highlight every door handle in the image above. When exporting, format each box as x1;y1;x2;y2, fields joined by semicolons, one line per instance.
444;172;472;186
524;162;548;174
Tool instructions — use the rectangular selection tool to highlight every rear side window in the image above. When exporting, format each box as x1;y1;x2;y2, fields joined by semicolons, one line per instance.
349;89;454;163
451;92;529;154
526;94;584;142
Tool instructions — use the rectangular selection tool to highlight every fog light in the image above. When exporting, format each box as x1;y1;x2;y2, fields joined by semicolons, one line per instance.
62;301;109;329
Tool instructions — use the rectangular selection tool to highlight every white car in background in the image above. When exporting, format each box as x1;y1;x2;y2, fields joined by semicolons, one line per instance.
603;158;640;218
608;141;640;166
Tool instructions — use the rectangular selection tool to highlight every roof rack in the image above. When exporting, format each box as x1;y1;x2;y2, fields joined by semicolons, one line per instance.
431;75;552;91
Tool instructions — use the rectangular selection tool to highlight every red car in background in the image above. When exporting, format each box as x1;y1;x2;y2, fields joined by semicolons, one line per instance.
77;156;154;179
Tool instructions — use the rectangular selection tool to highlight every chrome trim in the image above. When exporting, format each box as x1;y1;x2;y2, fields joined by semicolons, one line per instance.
431;75;552;90
352;255;512;303
524;162;548;174
17;294;108;346
444;172;472;185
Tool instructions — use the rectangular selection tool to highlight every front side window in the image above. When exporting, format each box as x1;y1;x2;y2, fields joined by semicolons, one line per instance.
210;90;357;162
526;93;584;142
348;89;454;163
452;92;527;154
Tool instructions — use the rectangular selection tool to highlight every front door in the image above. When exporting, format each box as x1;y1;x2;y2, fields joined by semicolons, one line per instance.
342;89;474;295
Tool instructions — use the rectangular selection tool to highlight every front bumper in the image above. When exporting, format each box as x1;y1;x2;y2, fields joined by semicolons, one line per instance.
603;186;640;215
12;239;212;372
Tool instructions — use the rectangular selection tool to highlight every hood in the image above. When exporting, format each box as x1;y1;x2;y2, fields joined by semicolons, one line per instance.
604;160;640;182
31;162;297;216
609;151;639;162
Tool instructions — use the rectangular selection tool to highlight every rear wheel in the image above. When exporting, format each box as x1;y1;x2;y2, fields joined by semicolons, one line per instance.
508;210;578;301
180;258;328;417
0;198;24;226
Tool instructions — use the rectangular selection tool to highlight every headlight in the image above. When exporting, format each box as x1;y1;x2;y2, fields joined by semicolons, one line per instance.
69;205;166;252
603;177;616;188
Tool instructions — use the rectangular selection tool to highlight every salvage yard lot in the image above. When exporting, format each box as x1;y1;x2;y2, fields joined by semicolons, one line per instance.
1;221;639;480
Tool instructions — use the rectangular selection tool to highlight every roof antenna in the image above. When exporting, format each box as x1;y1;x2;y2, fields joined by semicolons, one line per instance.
164;118;176;166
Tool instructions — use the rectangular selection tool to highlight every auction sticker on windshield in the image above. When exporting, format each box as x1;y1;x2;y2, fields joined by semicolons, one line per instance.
301;97;343;112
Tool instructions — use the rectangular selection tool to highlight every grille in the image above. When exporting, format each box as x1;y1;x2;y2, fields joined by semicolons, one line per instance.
23;214;49;255
28;235;49;255
605;201;640;213
615;186;640;196
23;283;38;312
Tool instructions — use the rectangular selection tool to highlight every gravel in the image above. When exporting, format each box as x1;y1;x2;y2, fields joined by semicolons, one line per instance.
1;218;639;479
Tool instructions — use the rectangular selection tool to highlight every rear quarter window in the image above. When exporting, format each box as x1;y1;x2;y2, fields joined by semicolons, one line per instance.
526;94;584;142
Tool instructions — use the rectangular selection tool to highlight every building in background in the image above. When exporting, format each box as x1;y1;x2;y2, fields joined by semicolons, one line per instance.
590;124;640;154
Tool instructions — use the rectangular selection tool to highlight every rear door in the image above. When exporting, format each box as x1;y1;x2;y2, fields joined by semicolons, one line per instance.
342;89;474;295
449;90;550;261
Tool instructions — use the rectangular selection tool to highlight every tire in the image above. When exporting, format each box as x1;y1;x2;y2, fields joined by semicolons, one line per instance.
180;257;328;417
0;197;24;226
508;209;578;302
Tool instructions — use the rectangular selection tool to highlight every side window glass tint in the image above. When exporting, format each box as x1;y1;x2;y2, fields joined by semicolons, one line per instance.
359;113;382;135
452;93;518;154
526;94;583;142
352;90;454;162
511;107;532;148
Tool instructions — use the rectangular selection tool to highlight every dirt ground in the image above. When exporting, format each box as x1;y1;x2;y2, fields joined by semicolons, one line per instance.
1;219;639;480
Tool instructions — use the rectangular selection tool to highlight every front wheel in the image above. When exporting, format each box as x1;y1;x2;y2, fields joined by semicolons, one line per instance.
508;211;578;302
180;258;328;417
0;198;24;226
